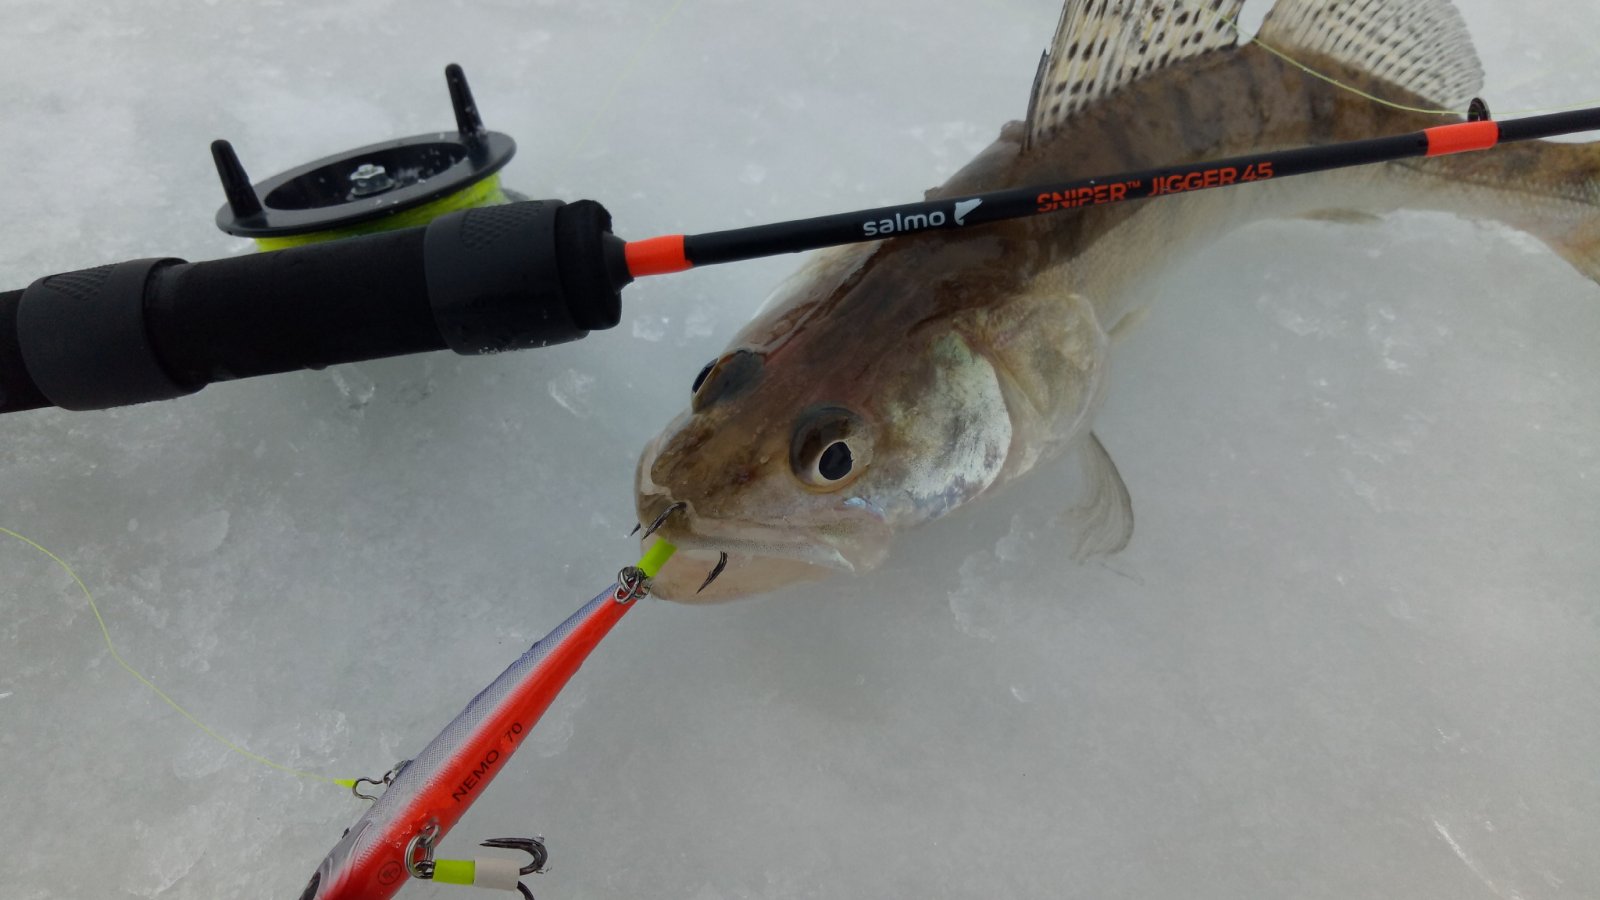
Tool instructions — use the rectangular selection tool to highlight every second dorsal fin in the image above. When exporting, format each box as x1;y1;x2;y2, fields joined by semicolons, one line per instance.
1256;0;1483;110
1025;0;1247;150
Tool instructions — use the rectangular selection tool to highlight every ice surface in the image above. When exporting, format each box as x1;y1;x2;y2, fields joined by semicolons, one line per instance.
2;1;1598;898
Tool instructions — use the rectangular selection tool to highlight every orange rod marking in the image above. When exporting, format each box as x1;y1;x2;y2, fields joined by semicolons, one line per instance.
1424;121;1501;157
625;234;692;276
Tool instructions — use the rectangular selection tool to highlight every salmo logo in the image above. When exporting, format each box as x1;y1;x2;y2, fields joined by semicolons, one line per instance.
863;210;946;236
861;198;983;237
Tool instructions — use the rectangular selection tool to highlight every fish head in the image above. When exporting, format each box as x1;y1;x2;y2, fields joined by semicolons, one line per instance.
635;342;898;602
637;236;1030;601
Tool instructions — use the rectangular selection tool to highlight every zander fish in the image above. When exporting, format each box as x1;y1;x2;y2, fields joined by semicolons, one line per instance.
637;0;1600;600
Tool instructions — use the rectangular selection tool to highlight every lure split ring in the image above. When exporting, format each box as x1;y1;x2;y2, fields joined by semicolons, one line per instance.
405;822;441;880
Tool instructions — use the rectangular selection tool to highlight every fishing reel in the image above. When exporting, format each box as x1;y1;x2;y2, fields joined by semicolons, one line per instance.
0;65;632;416
211;64;520;249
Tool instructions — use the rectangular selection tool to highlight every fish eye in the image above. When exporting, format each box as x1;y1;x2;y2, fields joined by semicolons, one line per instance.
791;406;871;490
691;359;715;394
818;441;853;481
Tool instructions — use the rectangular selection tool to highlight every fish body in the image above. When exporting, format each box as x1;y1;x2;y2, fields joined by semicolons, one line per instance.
638;0;1600;601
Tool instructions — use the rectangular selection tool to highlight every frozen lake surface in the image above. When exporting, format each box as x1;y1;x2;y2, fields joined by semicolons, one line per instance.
2;1;1598;897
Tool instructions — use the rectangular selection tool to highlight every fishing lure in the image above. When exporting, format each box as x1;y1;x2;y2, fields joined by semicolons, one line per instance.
299;538;676;900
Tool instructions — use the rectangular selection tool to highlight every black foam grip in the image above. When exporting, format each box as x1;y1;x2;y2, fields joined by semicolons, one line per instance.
424;200;589;353
145;227;447;386
0;287;49;414
4;197;630;415
18;258;196;411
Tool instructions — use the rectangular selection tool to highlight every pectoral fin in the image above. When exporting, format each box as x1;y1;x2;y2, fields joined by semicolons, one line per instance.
1067;431;1134;560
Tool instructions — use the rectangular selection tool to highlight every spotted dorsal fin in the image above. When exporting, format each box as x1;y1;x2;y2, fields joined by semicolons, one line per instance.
1256;0;1483;110
1026;0;1247;150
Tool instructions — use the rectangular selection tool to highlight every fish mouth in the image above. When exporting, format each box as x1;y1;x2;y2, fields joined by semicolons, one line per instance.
635;493;874;602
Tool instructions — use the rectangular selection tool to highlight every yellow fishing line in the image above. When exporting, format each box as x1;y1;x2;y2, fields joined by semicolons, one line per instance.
253;175;508;251
1202;5;1457;117
0;526;355;788
975;0;1597;120
2;525;674;789
561;0;693;169
1243;36;1456;116
1194;1;1600;119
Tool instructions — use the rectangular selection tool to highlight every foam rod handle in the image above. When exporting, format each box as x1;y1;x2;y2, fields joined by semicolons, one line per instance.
8;229;449;412
144;228;447;389
1;199;632;415
16;258;200;412
0;287;50;414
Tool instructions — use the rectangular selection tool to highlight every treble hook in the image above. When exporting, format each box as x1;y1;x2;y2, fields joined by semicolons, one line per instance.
696;551;729;594
641;501;686;540
629;500;686;538
480;837;549;900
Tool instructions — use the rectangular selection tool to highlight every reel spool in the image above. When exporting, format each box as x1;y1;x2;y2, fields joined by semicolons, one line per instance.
212;64;518;250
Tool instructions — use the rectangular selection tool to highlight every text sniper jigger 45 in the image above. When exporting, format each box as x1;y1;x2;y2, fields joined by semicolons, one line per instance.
2;66;1597;419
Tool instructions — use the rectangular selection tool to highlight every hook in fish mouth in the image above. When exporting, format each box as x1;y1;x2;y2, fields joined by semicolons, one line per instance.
632;501;687;539
633;502;728;595
696;552;729;594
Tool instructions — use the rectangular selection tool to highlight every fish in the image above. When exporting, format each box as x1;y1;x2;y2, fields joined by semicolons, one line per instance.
636;0;1600;601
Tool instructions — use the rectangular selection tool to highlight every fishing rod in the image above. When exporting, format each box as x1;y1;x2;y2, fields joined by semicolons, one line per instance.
2;67;1597;417
624;99;1583;272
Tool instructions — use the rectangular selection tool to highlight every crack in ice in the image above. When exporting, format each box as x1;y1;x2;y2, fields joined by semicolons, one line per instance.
1432;818;1522;900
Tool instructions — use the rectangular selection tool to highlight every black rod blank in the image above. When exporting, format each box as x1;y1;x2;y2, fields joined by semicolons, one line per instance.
614;106;1600;276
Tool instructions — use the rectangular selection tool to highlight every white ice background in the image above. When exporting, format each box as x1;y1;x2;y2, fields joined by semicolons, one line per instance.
2;1;1598;898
